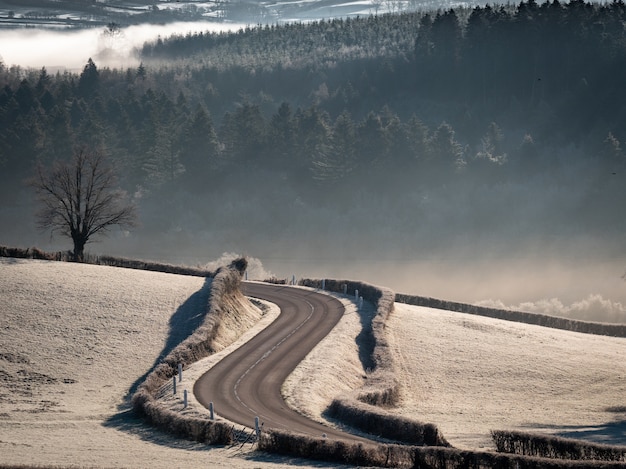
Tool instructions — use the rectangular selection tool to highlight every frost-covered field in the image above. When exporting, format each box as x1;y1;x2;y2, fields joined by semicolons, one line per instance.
0;258;340;468
2;258;626;467
388;303;626;450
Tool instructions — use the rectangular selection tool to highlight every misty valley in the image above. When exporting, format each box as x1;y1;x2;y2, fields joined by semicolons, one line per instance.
1;0;626;316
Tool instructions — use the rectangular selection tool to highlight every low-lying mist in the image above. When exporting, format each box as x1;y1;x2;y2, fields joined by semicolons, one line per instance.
119;239;626;324
0;21;244;70
3;153;624;324
5;197;624;325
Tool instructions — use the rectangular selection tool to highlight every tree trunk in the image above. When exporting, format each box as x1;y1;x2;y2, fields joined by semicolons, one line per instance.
72;236;86;262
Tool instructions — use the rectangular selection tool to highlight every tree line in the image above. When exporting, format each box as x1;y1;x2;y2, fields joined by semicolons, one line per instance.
0;57;512;198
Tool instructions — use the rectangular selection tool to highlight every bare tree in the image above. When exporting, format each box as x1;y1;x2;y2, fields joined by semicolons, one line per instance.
32;146;137;261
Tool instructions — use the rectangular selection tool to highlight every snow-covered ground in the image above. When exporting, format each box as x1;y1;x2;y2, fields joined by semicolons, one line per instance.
2;258;626;467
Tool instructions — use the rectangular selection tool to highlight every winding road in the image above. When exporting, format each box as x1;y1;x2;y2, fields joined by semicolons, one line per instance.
193;282;366;442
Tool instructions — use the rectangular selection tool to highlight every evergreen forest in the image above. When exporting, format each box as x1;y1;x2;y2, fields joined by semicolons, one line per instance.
2;0;626;268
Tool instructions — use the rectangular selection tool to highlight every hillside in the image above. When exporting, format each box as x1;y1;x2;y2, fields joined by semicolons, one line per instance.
0;258;321;468
2;258;626;467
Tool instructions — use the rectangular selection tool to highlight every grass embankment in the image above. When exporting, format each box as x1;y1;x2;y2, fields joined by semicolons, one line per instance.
130;258;252;444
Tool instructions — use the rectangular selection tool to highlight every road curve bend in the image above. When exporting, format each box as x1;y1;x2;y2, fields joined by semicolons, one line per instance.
193;282;365;442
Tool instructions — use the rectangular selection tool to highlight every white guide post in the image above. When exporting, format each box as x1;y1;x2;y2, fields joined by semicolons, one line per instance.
183;389;188;408
209;401;214;420
172;376;176;395
321;279;326;290
178;363;183;383
254;416;260;438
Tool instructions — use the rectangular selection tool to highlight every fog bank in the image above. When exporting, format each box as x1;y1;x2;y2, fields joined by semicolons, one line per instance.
0;21;244;70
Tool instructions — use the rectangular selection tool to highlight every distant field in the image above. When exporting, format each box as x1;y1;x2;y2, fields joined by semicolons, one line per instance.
1;257;626;467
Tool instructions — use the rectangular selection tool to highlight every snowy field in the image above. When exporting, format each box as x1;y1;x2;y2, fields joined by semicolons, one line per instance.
2;258;626;467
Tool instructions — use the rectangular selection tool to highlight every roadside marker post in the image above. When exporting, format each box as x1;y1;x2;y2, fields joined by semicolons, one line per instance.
183;389;188;409
178;363;183;383
343;284;347;295
255;416;260;438
321;279;326;290
172;376;176;395
359;296;364;310
209;401;214;420
355;289;359;301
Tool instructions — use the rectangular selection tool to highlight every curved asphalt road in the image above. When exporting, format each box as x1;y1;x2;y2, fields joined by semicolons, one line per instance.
193;282;367;442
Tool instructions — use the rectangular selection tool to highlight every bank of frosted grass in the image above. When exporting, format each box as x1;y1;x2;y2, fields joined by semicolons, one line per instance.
299;278;449;447
131;258;249;445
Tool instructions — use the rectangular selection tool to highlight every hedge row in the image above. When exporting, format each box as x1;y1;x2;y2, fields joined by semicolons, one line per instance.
93;254;214;277
326;396;448;446
298;278;448;447
131;393;235;444
0;245;214;277
0;245;65;261
395;294;626;338
260;429;626;469
258;428;416;468
492;430;626;462
130;258;249;445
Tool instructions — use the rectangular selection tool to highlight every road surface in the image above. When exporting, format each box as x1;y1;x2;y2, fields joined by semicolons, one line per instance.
193;282;366;441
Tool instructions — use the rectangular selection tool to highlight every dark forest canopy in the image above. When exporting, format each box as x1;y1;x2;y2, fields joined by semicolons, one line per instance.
1;0;625;258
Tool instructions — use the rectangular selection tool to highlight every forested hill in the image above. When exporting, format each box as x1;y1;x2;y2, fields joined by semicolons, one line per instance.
1;0;626;262
139;0;626;144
